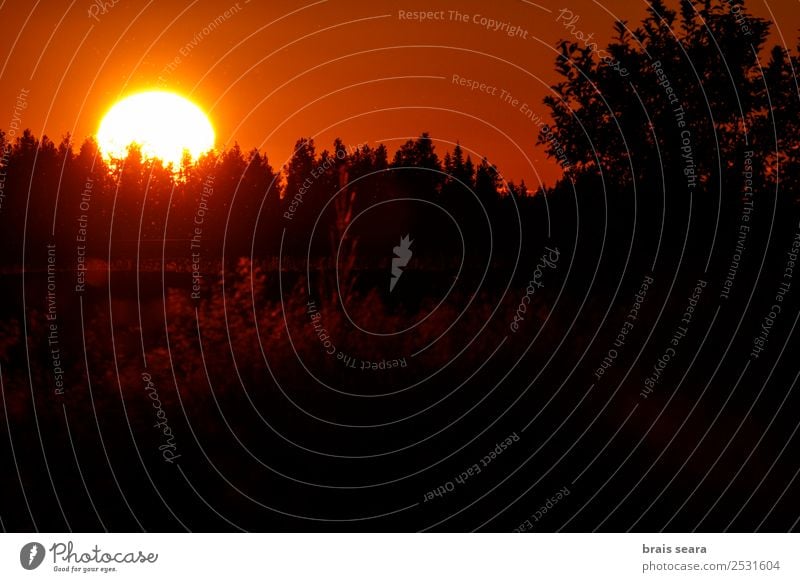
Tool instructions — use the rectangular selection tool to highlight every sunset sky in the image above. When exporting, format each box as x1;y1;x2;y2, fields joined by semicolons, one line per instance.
4;1;800;541
1;0;797;188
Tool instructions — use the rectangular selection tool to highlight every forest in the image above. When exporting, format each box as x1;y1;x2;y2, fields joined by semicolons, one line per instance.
2;0;800;531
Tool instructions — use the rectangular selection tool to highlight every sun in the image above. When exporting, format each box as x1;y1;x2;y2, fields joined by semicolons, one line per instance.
97;91;215;167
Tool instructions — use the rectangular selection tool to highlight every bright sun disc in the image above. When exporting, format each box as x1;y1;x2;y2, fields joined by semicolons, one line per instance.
97;91;215;167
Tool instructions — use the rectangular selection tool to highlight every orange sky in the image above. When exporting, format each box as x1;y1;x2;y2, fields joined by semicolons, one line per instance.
1;0;798;189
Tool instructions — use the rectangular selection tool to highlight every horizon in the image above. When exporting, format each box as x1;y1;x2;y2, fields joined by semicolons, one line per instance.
0;127;538;196
3;0;798;193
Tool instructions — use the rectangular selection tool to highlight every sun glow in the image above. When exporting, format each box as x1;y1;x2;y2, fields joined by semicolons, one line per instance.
97;91;215;167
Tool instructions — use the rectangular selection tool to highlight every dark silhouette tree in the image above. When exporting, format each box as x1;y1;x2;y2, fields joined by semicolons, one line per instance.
539;0;773;278
391;132;444;197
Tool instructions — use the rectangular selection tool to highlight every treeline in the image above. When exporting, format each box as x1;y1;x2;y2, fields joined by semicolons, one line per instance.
0;129;545;269
4;0;800;283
